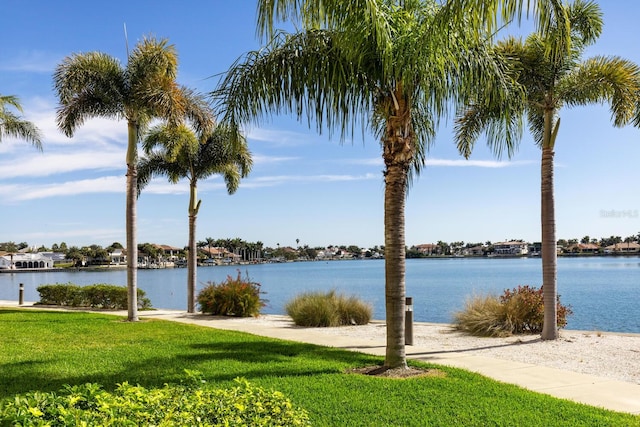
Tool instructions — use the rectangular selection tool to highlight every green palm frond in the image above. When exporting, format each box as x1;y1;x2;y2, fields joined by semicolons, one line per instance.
213;29;373;141
560;56;640;127
53;52;126;136
0;95;43;149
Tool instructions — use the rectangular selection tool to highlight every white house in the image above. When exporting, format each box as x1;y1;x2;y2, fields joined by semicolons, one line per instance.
493;241;529;256
604;242;640;254
0;252;54;269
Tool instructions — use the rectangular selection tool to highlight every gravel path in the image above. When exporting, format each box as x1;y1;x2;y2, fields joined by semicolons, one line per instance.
227;316;640;385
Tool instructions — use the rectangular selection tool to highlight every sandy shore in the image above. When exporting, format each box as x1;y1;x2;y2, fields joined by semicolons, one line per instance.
222;315;640;385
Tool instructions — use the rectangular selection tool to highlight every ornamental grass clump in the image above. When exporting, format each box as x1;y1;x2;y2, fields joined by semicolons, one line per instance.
197;270;266;317
454;285;572;337
285;290;372;327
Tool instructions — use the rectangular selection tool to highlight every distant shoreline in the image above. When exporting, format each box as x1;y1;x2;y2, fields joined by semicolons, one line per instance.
1;252;639;274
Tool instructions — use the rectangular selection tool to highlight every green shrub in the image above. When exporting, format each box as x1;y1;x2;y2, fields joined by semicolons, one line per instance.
0;376;309;426
285;289;372;327
453;285;573;337
500;285;572;333
36;283;152;310
197;270;266;317
36;283;85;306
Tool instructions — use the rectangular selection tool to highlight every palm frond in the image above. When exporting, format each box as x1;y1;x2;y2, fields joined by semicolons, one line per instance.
560;56;640;127
0;95;43;149
53;52;126;137
212;29;373;142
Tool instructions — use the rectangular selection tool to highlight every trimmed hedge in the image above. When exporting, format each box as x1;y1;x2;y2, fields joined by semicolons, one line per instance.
36;283;152;310
0;376;310;426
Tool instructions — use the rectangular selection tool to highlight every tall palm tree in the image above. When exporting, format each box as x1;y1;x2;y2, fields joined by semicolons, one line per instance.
213;1;515;369
455;0;640;339
0;94;42;150
53;37;210;321
137;120;252;313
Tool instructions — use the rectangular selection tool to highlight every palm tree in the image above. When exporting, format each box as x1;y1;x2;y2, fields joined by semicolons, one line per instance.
0;94;42;149
213;1;519;369
454;0;640;339
138;119;252;313
203;237;216;260
53;37;209;321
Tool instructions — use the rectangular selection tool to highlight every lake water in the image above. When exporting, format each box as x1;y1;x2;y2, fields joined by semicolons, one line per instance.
1;256;638;333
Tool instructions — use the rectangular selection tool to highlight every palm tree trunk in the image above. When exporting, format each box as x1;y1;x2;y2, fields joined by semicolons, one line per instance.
540;146;558;340
187;181;198;313
383;161;408;369
126;121;139;322
382;87;414;369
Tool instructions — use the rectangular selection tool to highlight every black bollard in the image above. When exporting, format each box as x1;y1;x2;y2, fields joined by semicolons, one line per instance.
405;297;413;346
19;283;24;305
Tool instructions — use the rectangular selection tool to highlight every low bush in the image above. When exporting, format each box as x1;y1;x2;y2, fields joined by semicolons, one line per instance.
197;270;266;317
0;376;309;426
285;289;372;327
37;282;85;306
454;285;573;337
36;283;152;310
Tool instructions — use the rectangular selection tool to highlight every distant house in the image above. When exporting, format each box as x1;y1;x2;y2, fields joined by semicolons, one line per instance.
568;243;600;253
604;242;640;254
493;241;529;256
0;252;54;269
110;248;126;265
463;245;486;256
414;244;437;256
153;244;182;261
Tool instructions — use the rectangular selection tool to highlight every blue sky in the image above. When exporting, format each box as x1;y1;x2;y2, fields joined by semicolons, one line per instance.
1;1;638;250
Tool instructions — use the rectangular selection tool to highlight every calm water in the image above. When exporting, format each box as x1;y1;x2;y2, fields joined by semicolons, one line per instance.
1;257;638;333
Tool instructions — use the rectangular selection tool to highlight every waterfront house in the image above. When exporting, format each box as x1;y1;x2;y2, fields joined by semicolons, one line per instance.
0;252;54;269
604;242;640;254
110;248;126;265
567;243;600;254
414;243;438;255
493;241;529;256
463;245;486;256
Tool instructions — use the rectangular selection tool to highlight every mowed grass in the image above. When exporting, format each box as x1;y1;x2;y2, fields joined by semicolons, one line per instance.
1;309;638;426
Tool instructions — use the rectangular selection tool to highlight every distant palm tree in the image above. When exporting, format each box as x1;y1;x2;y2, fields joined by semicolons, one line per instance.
138;119;252;313
0;94;42;149
455;0;640;339
204;237;216;260
54;37;210;321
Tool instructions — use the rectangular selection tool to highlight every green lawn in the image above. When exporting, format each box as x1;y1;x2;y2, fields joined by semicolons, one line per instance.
1;308;638;426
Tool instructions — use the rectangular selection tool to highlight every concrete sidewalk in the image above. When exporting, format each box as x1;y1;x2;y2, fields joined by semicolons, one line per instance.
3;302;639;415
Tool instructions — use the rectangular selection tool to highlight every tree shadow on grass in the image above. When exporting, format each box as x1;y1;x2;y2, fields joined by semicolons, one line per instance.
0;327;380;399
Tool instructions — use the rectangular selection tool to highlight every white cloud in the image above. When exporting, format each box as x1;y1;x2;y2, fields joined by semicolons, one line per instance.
242;173;378;188
343;157;535;168
426;158;535;168
0;151;124;178
247;128;319;147
0;50;61;73
0;176;124;202
252;153;300;164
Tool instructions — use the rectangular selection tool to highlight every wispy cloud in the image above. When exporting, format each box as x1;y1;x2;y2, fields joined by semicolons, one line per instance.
242;173;378;188
247;128;319;147
0;176;124;202
0;51;61;73
251;153;300;164
343;157;535;168
0;151;124;178
426;158;536;168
